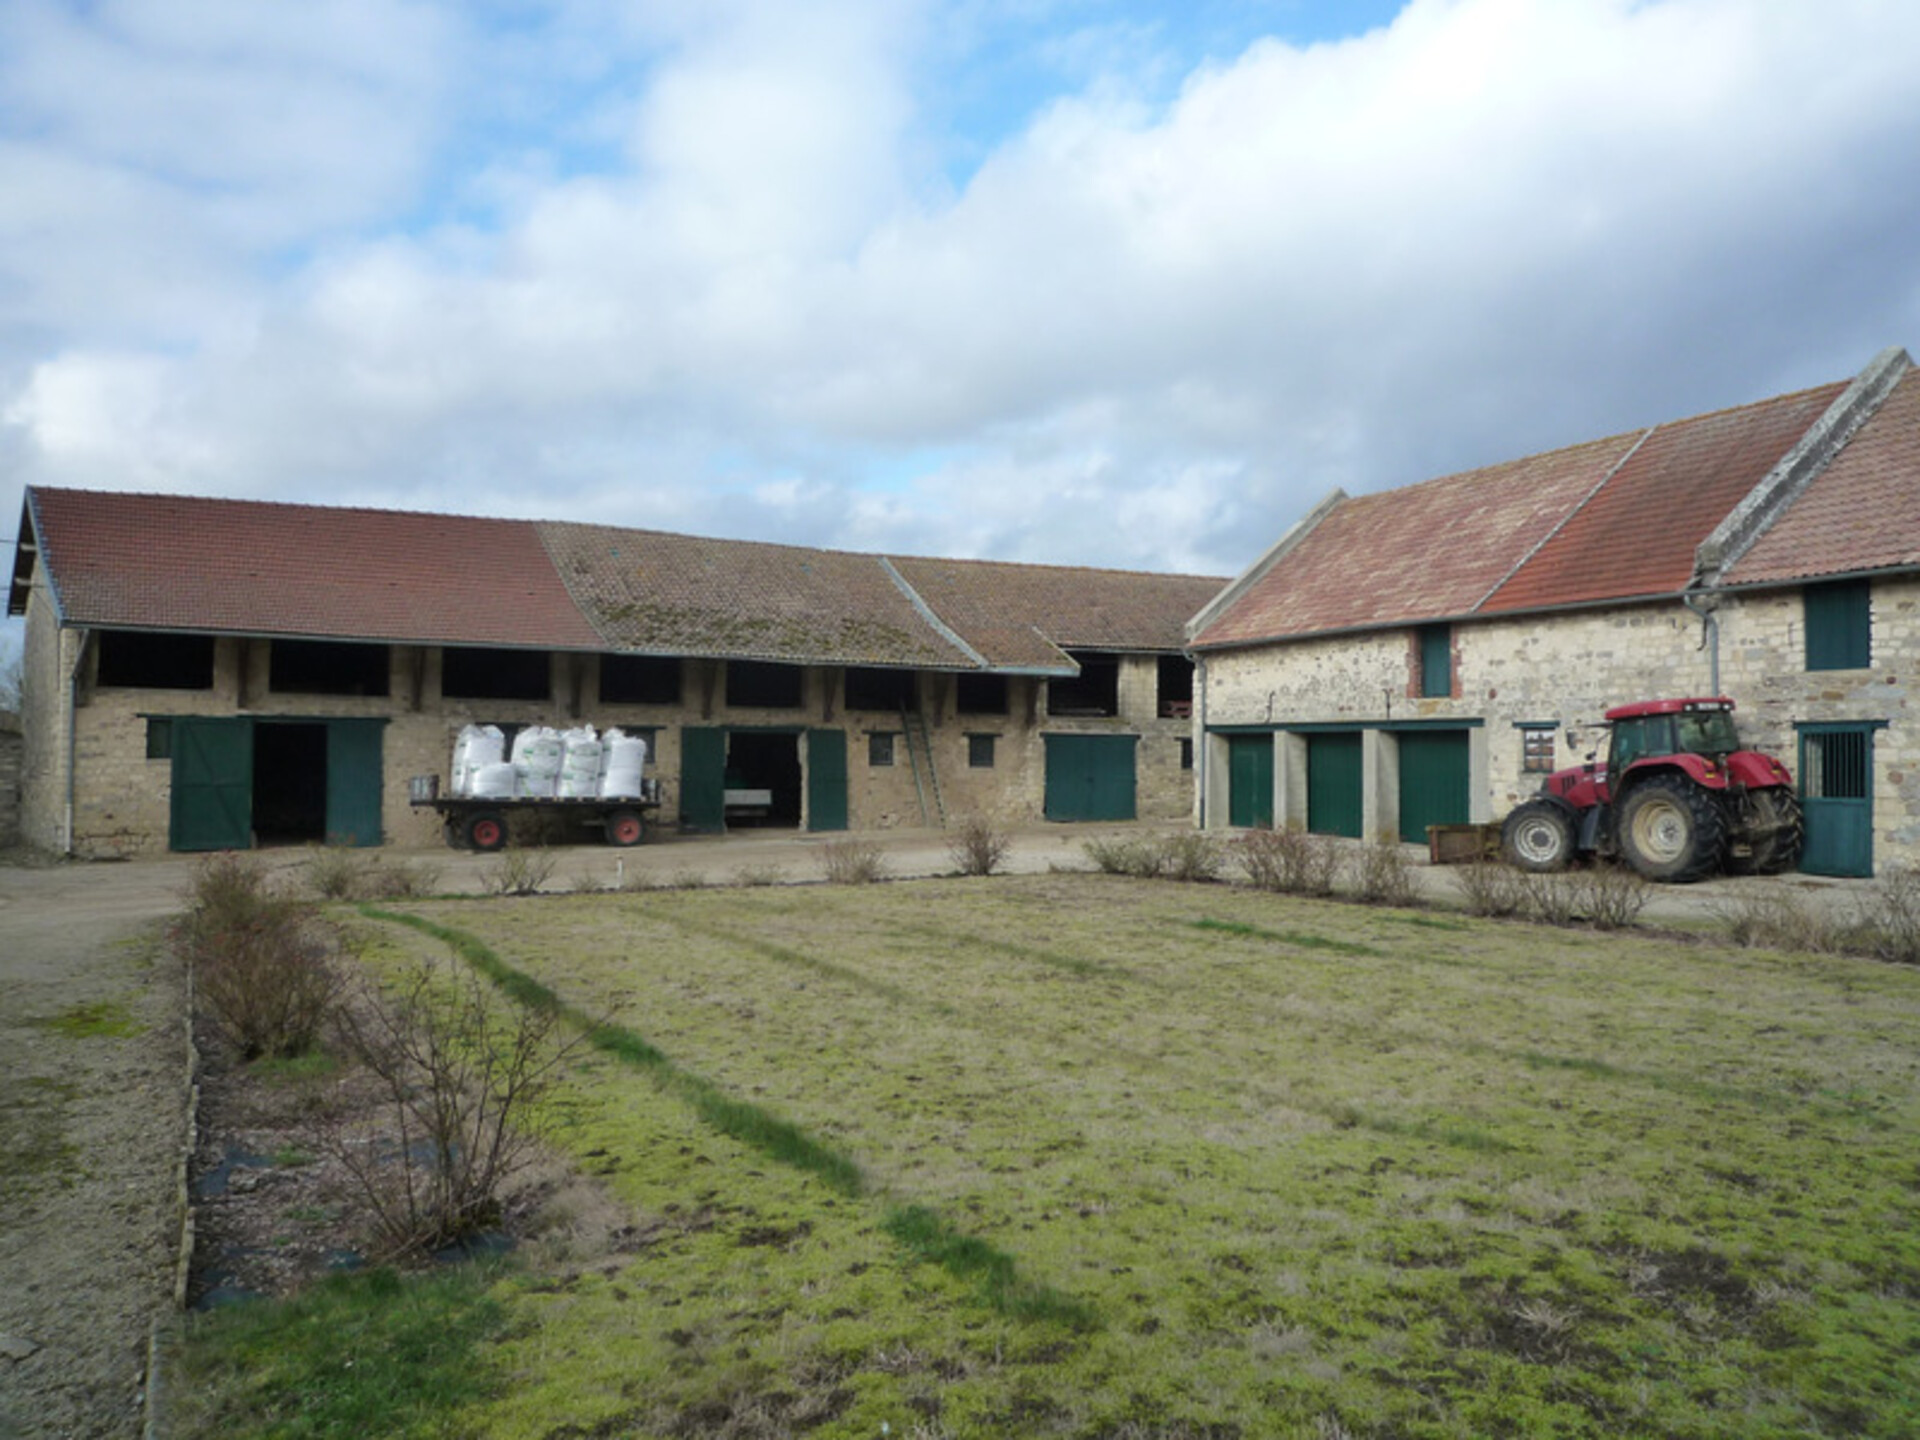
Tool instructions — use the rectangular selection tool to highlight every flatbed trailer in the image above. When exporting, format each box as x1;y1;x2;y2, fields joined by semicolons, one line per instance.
409;775;662;851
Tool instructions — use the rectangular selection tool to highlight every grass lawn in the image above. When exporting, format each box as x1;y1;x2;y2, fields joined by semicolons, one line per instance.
182;873;1920;1438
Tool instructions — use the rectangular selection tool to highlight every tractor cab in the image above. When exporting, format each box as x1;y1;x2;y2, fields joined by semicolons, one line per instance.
1604;698;1743;793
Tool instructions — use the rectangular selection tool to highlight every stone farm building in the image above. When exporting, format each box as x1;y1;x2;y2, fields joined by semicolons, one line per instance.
1190;346;1920;878
6;489;1221;856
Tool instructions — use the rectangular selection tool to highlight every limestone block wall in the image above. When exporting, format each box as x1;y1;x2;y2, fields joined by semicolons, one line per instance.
1198;577;1919;868
0;712;21;847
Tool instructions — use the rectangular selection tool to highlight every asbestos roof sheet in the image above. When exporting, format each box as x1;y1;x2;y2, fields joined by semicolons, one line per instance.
1726;367;1920;584
888;556;1227;671
1191;431;1643;647
1480;382;1848;614
537;522;976;668
24;488;603;649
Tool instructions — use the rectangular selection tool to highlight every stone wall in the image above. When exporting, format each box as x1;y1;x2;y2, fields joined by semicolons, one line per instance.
0;710;21;847
29;623;1196;856
1198;575;1919;868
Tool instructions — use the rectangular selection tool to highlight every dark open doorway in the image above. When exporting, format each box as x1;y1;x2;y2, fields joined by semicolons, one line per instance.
252;722;328;845
726;731;802;828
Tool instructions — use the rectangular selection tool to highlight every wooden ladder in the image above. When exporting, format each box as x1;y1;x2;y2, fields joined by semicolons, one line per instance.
900;706;947;828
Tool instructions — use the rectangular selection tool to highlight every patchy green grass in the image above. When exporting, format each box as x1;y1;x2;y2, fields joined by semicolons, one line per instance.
185;874;1920;1438
30;998;143;1038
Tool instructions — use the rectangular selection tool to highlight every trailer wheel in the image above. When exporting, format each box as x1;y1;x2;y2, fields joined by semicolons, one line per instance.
1502;799;1575;872
605;808;645;847
465;811;508;853
1616;775;1725;882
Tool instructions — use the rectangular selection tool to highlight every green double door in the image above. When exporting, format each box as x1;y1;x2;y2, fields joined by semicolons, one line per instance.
1226;735;1274;828
1396;729;1471;844
679;727;847;832
170;716;385;851
1044;734;1138;822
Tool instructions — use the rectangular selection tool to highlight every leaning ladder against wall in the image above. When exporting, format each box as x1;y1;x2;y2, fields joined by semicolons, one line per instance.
900;706;947;828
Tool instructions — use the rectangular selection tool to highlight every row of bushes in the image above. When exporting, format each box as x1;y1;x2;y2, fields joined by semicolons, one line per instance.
1085;827;1424;908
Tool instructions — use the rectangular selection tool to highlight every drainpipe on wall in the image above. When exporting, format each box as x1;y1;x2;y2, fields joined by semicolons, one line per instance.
1680;589;1720;696
64;628;90;857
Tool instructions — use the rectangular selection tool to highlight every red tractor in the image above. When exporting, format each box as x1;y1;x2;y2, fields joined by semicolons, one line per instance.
1501;697;1802;882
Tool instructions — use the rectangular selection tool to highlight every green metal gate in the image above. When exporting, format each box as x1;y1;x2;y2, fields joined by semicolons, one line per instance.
806;728;848;832
1227;734;1274;828
324;719;386;847
680;727;727;832
1305;732;1362;838
1044;734;1138;822
1799;724;1876;877
1396;729;1470;844
170;717;254;852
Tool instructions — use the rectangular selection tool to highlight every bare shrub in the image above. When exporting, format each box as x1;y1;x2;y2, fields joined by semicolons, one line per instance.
1352;836;1417;907
732;864;785;887
1523;871;1582;927
356;854;441;901
174;853;344;1060
947;816;1011;877
304;846;364;900
323;961;585;1256
1853;865;1920;965
1236;826;1341;897
1714;887;1842;953
1576;863;1650;931
821;837;886;884
1082;836;1167;878
1456;860;1529;917
1162;832;1225;884
482;846;558;897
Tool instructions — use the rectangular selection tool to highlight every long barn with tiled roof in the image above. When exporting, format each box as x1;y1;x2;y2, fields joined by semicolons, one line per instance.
7;489;1221;854
1189;346;1920;878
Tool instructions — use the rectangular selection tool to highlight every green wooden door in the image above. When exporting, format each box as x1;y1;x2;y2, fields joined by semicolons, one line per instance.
1397;729;1470;844
806;728;848;832
680;727;727;832
324;719;386;847
1044;734;1138;821
1305;732;1362;838
1227;734;1274;828
1800;725;1874;877
170;717;254;852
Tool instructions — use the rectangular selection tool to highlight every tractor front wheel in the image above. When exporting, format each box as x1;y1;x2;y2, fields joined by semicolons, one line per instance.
1615;775;1726;883
1502;799;1576;872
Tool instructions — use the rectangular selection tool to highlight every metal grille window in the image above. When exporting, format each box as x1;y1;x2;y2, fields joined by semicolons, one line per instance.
967;733;995;768
1802;729;1870;800
868;732;895;767
1805;580;1871;671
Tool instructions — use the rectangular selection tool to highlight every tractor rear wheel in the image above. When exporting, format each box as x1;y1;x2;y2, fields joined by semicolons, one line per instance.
1502;799;1576;872
1736;788;1804;875
1615;775;1726;882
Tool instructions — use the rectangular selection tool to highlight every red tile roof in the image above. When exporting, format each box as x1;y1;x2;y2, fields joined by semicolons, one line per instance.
888;556;1225;671
1193;356;1914;651
23;489;603;649
14;487;1224;671
1480;382;1848;614
1191;431;1642;646
1726;367;1920;584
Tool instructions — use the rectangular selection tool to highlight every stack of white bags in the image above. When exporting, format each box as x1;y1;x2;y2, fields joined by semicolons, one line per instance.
450;723;647;800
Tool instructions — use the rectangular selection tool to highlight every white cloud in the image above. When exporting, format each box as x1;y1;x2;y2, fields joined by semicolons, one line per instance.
4;0;1920;583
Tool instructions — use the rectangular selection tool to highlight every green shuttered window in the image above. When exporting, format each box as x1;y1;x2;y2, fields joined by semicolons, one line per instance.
1418;624;1452;698
1805;580;1870;671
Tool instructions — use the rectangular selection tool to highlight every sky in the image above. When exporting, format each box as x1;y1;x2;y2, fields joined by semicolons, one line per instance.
4;0;1920;673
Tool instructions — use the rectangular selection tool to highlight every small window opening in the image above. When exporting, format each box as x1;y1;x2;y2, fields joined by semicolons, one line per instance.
600;654;681;705
727;660;803;709
845;667;917;712
1157;655;1194;718
957;673;1008;715
442;646;550;701
967;733;996;768
270;639;390;697
869;732;896;767
1049;652;1120;717
96;630;214;690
